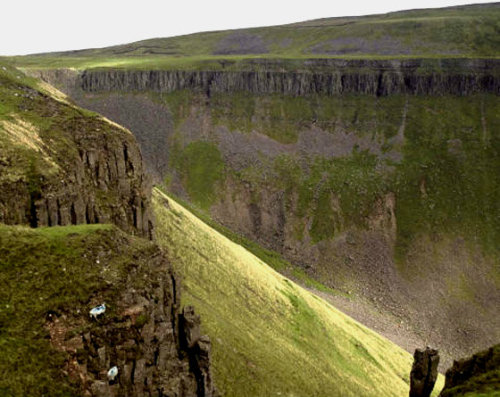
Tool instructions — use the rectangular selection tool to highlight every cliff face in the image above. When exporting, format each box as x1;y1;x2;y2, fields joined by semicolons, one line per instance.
0;223;217;397
0;66;152;237
39;58;500;97
53;238;216;397
0;66;218;396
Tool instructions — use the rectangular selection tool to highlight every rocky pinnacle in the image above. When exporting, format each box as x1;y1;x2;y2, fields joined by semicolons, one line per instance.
410;347;440;397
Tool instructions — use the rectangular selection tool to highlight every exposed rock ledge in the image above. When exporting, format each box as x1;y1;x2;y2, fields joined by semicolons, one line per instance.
31;58;500;97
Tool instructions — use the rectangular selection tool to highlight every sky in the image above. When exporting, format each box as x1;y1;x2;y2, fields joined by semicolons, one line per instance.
1;0;497;55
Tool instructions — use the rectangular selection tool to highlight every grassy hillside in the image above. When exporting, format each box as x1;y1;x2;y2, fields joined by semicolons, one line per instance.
6;3;500;70
0;63;126;182
152;188;444;397
0;62;113;187
0;63;84;187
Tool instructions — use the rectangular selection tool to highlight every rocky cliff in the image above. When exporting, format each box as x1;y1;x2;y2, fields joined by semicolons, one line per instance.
52;239;216;397
0;66;218;396
34;58;500;97
409;347;440;397
0;65;152;237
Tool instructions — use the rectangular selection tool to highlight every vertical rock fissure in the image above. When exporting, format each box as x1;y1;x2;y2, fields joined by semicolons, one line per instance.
56;199;62;226
28;196;38;228
85;204;91;224
192;353;205;397
170;274;178;346
132;207;138;228
131;358;136;385
70;203;77;225
46;199;52;227
376;72;384;97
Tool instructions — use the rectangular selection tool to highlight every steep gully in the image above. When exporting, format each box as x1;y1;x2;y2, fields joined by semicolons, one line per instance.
29;58;500;371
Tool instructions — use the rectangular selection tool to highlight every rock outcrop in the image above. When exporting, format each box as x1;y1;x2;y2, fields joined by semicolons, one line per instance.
179;306;217;397
0;69;153;237
47;238;217;397
409;347;440;397
439;344;500;397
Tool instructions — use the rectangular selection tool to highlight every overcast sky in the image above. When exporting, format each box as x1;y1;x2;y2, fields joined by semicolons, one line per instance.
1;0;496;56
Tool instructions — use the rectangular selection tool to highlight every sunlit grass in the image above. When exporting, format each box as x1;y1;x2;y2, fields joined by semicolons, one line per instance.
153;188;444;397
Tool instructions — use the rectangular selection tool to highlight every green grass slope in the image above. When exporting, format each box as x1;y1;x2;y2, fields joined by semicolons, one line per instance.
0;63;84;187
152;188;444;397
6;3;500;70
0;62;124;189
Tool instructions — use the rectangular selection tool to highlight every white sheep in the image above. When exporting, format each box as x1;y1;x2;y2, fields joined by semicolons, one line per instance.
107;366;118;381
89;303;106;320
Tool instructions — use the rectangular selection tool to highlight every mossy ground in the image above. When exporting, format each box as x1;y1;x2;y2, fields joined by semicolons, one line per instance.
169;140;225;209
153;189;445;397
440;345;500;397
441;370;500;397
